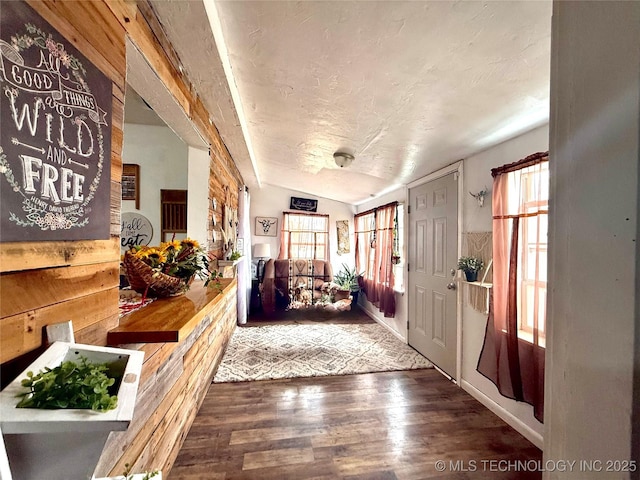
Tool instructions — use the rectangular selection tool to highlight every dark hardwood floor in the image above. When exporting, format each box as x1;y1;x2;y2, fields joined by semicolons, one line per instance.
170;311;541;479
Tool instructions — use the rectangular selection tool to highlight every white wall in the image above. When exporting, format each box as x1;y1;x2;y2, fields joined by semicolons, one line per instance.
121;123;188;247
249;184;356;277
187;146;210;248
460;125;548;447
356;188;408;340
545;3;639;477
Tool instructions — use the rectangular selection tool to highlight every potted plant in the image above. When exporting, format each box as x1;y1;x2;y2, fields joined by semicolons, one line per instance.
457;256;484;282
334;263;363;305
0;342;144;480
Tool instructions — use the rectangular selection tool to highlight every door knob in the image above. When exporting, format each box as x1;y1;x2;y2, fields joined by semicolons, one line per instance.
447;282;456;290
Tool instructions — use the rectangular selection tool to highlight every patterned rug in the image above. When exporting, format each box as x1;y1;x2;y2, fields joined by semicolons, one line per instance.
213;323;433;383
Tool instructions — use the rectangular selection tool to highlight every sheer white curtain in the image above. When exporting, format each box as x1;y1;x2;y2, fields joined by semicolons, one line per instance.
236;186;251;324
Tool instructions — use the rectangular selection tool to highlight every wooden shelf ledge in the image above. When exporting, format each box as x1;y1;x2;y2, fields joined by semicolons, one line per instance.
463;281;493;289
108;278;235;345
217;257;243;267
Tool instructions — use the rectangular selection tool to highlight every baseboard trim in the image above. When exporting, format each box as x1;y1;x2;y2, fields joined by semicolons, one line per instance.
460;379;544;450
359;306;407;342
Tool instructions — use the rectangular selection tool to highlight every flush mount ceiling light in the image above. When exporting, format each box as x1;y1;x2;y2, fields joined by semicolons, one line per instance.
333;151;355;168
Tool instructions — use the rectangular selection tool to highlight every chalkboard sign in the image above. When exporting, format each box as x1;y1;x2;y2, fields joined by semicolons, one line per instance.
0;1;112;242
290;196;318;212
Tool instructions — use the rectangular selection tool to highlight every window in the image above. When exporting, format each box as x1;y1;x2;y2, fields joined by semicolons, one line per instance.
355;211;375;280
518;164;549;346
355;204;404;293
279;212;329;260
161;189;187;242
354;202;397;317
393;204;405;293
477;151;548;422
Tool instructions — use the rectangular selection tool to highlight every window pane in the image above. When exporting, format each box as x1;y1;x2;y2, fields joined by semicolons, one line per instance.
282;212;329;260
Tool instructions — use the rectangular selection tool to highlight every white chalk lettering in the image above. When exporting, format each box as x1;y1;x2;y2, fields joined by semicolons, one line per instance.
7;92;43;136
41;163;60;204
60;167;73;203
58;117;76;154
20;155;42;194
10;63;53;91
75;117;94;157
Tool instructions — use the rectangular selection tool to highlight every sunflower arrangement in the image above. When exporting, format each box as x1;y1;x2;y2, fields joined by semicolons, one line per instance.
131;239;210;282
124;239;211;297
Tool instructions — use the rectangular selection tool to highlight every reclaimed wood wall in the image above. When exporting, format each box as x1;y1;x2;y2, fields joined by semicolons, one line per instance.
96;281;237;477
0;0;244;475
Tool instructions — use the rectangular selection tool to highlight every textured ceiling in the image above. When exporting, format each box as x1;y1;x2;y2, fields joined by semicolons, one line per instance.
149;1;551;205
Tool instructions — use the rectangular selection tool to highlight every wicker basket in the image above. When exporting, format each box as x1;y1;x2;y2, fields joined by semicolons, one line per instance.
123;251;191;297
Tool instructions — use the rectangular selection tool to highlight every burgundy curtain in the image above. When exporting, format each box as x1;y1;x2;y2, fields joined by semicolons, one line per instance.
477;152;548;422
355;202;397;317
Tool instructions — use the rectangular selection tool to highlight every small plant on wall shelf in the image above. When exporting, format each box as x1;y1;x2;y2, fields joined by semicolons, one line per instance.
457;256;484;282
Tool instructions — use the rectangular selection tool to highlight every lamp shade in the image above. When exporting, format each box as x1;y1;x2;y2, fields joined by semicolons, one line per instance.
254;243;271;258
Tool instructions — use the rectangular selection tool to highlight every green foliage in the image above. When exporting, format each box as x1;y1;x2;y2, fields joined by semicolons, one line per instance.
205;270;224;292
334;263;362;292
122;463;160;480
457;256;484;273
16;356;118;412
228;251;242;261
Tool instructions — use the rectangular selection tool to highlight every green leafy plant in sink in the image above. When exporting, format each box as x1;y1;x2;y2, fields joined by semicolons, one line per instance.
16;356;119;412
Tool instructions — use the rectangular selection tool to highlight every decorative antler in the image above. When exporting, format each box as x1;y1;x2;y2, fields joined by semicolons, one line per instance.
469;187;489;207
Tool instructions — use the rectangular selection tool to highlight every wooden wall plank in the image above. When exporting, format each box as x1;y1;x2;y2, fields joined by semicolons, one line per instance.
0;288;118;364
0;238;120;273
0;263;119;318
27;0;126;84
74;314;120;347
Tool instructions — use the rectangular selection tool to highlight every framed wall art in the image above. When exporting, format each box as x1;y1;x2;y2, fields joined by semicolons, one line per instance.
122;164;140;209
0;1;113;242
290;196;318;212
255;217;278;237
336;220;350;254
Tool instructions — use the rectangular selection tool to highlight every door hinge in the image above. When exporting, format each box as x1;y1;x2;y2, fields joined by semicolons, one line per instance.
454;171;459;181
407;319;410;330
407;205;411;214
407;263;410;272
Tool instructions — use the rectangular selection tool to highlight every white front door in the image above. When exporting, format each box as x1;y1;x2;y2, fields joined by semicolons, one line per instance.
408;172;458;378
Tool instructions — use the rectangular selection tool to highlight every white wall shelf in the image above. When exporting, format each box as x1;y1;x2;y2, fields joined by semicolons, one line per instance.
463;281;493;289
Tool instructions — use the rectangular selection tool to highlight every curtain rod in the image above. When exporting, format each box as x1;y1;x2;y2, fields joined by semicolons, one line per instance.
283;211;329;217
491;151;549;177
354;201;399;219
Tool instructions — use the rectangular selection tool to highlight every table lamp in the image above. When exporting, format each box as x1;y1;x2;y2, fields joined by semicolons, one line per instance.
254;243;271;281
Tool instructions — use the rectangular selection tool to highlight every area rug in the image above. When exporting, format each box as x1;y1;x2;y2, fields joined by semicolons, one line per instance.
213;323;433;383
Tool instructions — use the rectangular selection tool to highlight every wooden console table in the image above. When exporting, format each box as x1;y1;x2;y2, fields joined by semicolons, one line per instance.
107;278;234;345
